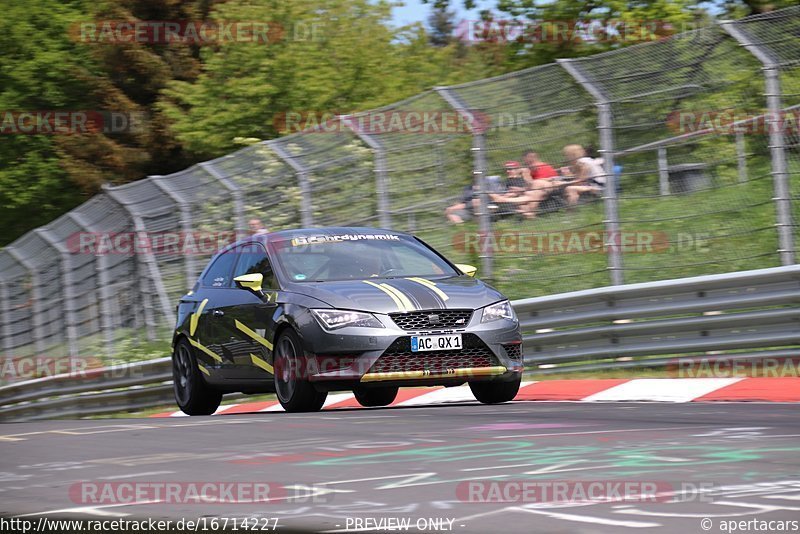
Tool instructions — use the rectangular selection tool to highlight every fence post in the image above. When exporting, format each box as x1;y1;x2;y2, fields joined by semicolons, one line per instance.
736;131;748;183
0;278;14;356
68;211;116;357
722;21;795;265
341;115;392;229
35;228;79;358
5;247;45;354
436;86;493;279
657;148;670;196
200;162;246;240
269;141;314;227
150;175;197;293
103;185;176;340
558;59;624;285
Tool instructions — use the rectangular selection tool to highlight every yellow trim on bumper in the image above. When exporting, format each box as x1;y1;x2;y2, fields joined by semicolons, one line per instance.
235;320;274;350
360;366;507;382
197;363;211;376
250;353;274;374
188;337;222;363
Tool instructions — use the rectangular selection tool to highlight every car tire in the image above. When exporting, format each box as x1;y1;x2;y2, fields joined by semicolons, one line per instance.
353;386;398;407
469;375;521;404
172;337;222;416
274;329;327;413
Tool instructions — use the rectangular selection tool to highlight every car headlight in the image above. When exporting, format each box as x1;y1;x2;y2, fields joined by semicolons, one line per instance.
481;300;517;323
311;309;384;330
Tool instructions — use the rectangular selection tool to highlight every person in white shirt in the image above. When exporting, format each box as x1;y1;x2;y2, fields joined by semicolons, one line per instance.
560;144;606;208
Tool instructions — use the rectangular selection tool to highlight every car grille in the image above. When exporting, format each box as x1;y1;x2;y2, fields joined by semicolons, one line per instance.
389;309;473;331
368;334;498;374
503;343;523;361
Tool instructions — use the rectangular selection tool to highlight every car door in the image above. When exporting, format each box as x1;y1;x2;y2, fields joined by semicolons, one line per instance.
222;242;280;380
192;247;239;377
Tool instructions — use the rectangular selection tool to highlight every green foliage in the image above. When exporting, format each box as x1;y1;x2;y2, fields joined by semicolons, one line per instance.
159;0;491;158
0;0;96;242
0;0;207;245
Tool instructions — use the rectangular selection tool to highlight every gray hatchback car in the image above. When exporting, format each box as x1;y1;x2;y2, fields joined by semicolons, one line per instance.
172;227;523;414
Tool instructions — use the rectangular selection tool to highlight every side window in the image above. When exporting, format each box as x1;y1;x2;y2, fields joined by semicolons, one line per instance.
201;250;238;288
233;243;277;289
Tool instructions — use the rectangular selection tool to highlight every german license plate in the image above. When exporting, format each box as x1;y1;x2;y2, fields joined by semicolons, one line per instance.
411;334;463;352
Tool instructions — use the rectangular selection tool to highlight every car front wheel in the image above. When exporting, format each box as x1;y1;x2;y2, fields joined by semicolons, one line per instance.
274;329;327;412
172;337;222;415
469;375;521;404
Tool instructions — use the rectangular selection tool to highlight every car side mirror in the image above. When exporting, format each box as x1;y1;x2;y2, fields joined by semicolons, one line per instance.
234;273;263;292
455;264;477;277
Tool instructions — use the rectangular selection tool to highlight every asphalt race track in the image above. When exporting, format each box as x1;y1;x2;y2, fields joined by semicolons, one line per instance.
2;402;800;533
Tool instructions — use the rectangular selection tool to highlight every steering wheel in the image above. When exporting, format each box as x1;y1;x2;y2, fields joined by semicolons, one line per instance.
379;268;402;277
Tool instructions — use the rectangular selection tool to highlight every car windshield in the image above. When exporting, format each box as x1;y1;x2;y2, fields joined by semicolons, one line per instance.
271;233;459;282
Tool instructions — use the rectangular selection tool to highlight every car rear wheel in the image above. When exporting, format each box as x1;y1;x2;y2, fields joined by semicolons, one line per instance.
172;338;222;415
274;329;327;412
469;375;521;404
353;386;398;407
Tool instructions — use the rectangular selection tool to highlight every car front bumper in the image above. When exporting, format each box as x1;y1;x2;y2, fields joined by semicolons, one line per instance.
296;309;523;385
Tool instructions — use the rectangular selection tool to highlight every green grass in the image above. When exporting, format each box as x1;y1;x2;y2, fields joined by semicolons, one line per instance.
422;153;789;300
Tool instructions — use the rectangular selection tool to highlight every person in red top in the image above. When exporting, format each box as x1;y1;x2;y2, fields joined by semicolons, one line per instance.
488;151;561;219
524;150;559;181
488;156;557;219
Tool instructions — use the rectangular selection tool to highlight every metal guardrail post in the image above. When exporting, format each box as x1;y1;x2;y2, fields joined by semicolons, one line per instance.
341;115;392;229
150;175;198;292
68;211;116;357
35;228;80;358
558;59;624;285
736;131;748;183
436;86;493;279
269;141;314;227
722;21;796;266
5;247;46;354
103;185;176;339
0;278;13;356
657;148;670;196
200;162;246;240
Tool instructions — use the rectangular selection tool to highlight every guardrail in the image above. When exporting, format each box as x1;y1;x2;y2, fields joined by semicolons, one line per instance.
516;265;800;373
1;265;798;421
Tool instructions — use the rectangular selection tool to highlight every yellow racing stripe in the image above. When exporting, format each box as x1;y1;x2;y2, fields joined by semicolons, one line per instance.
250;353;274;374
188;337;222;363
379;283;416;311
189;298;208;336
363;280;407;311
235;320;274;350
197;363;211;376
406;277;450;302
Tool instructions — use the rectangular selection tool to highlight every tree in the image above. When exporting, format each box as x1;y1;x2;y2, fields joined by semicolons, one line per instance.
159;0;489;158
429;4;457;47
0;0;94;243
0;0;209;244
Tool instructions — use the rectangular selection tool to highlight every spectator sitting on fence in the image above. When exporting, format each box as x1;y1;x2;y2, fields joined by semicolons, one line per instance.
560;144;606;209
524;150;560;190
488;160;555;220
445;178;481;224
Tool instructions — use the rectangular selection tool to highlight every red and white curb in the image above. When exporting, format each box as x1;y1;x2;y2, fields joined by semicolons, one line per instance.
150;377;800;417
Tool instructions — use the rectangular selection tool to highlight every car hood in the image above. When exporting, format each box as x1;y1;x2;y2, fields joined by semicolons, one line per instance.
283;275;505;314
